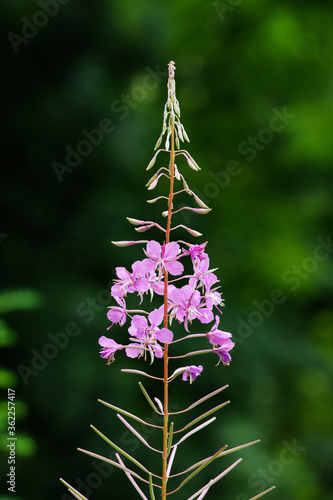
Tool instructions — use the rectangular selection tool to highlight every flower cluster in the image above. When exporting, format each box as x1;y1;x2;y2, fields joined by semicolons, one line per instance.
99;239;234;375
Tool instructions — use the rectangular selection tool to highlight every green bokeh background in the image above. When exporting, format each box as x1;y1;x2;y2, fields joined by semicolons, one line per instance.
1;0;333;499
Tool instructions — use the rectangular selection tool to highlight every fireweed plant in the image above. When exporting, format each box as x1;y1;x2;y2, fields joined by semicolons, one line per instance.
61;62;275;500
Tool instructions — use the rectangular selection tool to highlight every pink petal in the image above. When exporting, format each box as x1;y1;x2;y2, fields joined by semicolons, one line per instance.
116;267;130;280
107;308;126;323
152;344;163;358
98;336;122;348
164;241;181;259
146;240;161;260
139;258;157;274
148;307;164;327
131;315;148;330
155;327;173;344
166;260;184;276
125;344;142;358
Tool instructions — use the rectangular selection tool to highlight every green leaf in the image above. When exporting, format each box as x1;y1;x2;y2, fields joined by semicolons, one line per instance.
149;474;156;500
98;399;162;429
167;422;174;456
138;382;161;414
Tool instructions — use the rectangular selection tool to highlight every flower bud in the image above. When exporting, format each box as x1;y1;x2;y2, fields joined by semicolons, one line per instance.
193;193;210;209
147;177;158;190
146;156;156;171
186;157;199;171
111;240;135;247
174;164;181;180
154;136;162;151
146;174;157;188
126;218;146;225
135;224;154;233
182;127;190;142
192;207;211;214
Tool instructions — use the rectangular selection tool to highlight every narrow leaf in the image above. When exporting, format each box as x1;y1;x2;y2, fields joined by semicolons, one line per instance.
139;382;162;414
115;453;149;500
149;474;156;500
60;479;89;500
77;447;160;484
89;425;150;474
249;486;276;499
174;401;229;434
98;399;162;428
154;397;164;414
117;414;162;453
170;385;228;415
187;458;242;500
121;369;163;381
171;446;226;494
167;422;174;456
217;439;260;458
173;417;216;447
166;445;177;478
196;487;210;500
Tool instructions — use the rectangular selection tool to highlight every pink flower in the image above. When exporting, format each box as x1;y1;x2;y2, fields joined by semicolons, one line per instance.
184;243;209;272
125;307;173;362
98;336;123;364
128;307;173;344
111;259;156;301
169;284;214;330
107;299;127;327
207;317;234;366
144;240;184;276
207;316;233;346
182;365;203;383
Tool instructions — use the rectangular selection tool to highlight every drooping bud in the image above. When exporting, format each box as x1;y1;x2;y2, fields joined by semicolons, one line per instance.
135;224;154;233
111;240;149;247
146;174;157;188
154;136;162;151
193;193;210;209
146;156;157;171
126;218;147;225
192;207;211;214
186;157;200;171
174;164;181;180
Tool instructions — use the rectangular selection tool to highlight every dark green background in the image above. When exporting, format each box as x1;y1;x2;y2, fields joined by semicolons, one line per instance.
1;0;333;499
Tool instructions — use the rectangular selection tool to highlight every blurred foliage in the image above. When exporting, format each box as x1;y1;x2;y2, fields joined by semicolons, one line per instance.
1;0;333;499
0;290;40;500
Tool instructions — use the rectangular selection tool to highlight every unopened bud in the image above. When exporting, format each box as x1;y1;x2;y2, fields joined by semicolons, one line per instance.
184;226;202;237
162;211;168;217
154;136;162;151
147;177;158;190
193;208;211;214
186;157;199;171
175;136;180;150
126;218;146;225
182;127;190;142
165;133;170;151
146;156;156;171
135;224;154;233
193;193;210;209
146;174;157;188
111;240;135;247
174;164;181;180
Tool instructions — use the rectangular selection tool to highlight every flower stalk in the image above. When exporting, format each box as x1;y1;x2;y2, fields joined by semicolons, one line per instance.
61;61;275;500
